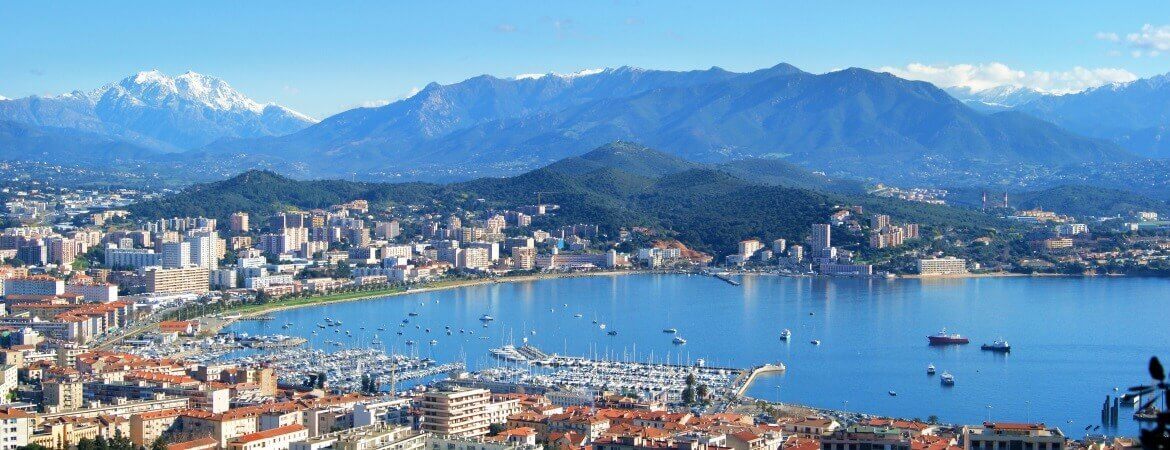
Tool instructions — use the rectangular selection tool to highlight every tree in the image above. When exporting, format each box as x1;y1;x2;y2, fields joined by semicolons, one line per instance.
927;415;939;424
681;386;695;405
695;384;709;402
150;438;168;450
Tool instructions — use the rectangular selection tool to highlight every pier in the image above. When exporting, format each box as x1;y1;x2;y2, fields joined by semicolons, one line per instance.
733;363;786;397
711;272;742;286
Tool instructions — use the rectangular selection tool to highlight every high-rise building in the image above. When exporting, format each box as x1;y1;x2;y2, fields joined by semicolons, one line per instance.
771;238;787;255
512;246;536;270
42;380;84;412
230;212;250;234
188;231;219;270
810;224;831;251
374;220;401;240
146;267;210;294
418;388;493;437
870;214;890;231
458;248;490;270
738;239;764;260
160;241;191;268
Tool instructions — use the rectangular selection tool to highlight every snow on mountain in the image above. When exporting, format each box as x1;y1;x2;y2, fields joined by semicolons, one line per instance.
513;67;613;80
0;70;316;150
946;85;1048;110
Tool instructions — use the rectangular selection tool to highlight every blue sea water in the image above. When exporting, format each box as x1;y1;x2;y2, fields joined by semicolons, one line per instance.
224;274;1170;437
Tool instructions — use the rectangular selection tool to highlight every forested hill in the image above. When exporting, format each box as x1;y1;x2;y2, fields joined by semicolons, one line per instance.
129;142;1002;256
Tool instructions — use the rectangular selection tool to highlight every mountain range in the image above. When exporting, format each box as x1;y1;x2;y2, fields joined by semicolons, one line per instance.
9;64;1170;188
0;70;315;156
190;64;1129;182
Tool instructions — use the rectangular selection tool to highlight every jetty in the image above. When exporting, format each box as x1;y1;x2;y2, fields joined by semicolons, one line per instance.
733;362;786;397
711;272;742;286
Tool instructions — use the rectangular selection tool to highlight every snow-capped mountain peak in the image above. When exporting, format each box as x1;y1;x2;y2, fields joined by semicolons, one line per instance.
94;70;267;114
512;67;615;81
0;69;317;150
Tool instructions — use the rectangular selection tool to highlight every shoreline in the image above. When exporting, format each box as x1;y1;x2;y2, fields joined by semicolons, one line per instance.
220;270;642;326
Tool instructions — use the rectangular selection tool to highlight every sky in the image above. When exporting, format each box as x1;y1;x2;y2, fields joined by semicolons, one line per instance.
2;1;1170;118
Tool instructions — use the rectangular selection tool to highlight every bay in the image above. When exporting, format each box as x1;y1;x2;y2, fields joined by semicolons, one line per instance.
224;274;1170;437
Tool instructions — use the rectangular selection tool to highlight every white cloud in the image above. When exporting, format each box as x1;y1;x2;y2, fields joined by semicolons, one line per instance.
1095;32;1120;43
1098;24;1170;57
0;95;7;101
1127;24;1170;51
877;62;1137;94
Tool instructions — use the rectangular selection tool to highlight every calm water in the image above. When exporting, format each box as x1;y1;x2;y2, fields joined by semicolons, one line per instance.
225;274;1170;437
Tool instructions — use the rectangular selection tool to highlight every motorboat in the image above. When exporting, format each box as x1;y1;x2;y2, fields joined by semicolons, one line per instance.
940;371;955;385
672;336;687;344
927;364;936;375
810;339;821;345
479;314;494;322
780;329;792;340
607;330;619;336
663;328;678;333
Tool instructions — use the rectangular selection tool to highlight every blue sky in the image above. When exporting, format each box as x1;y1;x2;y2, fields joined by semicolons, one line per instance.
2;1;1169;118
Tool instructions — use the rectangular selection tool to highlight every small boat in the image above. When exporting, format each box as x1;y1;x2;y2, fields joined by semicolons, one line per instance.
408;312;419;317
981;339;1011;352
663;328;678;333
429;339;438;345
599;323;607;330
810;339;821;345
940;371;955;385
479;314;494;322
607;330;619;336
530;330;536;335
405;340;416;346
574;313;583;318
780;329;792;340
927;364;936;375
927;329;970;345
888;391;897;396
317;324;326;329
672;336;687;344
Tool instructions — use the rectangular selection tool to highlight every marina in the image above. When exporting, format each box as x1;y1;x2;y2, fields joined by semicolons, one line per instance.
477;344;753;401
224;347;464;393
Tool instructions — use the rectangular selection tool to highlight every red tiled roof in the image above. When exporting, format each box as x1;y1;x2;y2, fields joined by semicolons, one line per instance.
232;424;306;443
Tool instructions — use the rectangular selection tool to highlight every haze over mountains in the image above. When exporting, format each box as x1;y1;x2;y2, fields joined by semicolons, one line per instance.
6;63;1170;189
